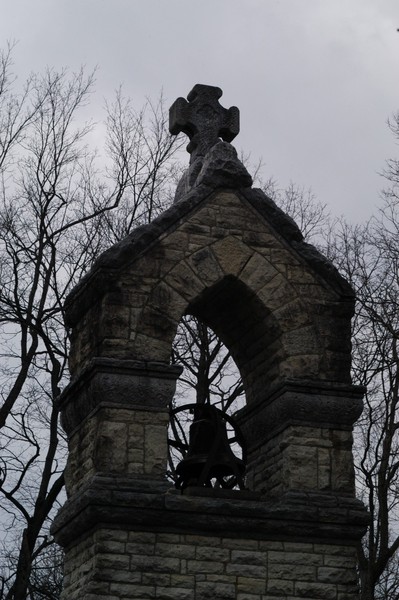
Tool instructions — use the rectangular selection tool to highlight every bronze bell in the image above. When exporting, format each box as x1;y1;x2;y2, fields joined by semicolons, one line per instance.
175;404;245;490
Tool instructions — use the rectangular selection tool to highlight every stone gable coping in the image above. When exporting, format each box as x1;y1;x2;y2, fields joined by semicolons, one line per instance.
64;184;353;328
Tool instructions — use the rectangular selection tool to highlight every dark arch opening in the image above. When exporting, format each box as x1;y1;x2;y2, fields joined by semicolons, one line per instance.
166;276;284;490
186;275;283;405
168;314;245;487
171;314;244;413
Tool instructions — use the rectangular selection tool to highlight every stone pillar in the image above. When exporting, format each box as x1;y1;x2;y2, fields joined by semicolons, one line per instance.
53;357;183;596
58;358;182;495
237;380;365;497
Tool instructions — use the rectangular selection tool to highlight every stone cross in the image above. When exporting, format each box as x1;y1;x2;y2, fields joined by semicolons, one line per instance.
169;84;239;164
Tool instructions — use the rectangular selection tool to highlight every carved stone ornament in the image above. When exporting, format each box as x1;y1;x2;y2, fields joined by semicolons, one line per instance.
169;84;239;163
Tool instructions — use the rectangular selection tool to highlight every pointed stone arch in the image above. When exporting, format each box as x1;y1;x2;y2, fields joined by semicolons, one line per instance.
66;190;351;391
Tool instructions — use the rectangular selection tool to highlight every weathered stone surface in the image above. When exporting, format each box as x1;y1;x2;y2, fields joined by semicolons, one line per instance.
56;86;366;599
58;358;182;435
56;485;366;599
211;235;253;276
237;380;364;448
63;186;351;332
195;141;252;190
52;475;368;549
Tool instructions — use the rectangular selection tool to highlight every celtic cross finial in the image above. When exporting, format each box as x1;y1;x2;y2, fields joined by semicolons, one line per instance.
169;84;239;164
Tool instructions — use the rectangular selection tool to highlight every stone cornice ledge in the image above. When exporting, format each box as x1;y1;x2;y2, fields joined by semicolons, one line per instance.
237;379;365;447
52;475;369;548
57;358;183;436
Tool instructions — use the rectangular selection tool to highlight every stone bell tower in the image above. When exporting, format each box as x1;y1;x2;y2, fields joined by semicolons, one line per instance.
53;84;368;599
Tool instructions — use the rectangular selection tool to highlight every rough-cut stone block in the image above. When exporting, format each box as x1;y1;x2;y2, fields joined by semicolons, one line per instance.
109;582;155;597
187;246;224;287
224;538;260;550
269;563;316;581
268;550;323;567
195;580;236;600
187;560;224;574
133;333;171;361
95;553;130;571
156;543;196;559
195;546;230;561
184;534;221;546
257;272;294;311
226;563;267;578
317;567;357;585
295;581;337;600
166;260;204;301
238;252;277;292
211;235;253;276
144;424;168;475
95;421;128;472
231;550;266;566
237;577;266;594
148;282;187;321
156;587;192;600
95;540;126;554
267;578;294;595
324;555;357;568
142;573;171;586
281;326;318;355
170;575;195;588
282;445;318;490
131;555;181;573
125;541;156;556
100;305;130;339
100;568;141;583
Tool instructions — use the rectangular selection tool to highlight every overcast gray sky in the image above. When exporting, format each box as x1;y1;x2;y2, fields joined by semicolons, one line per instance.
1;0;398;221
